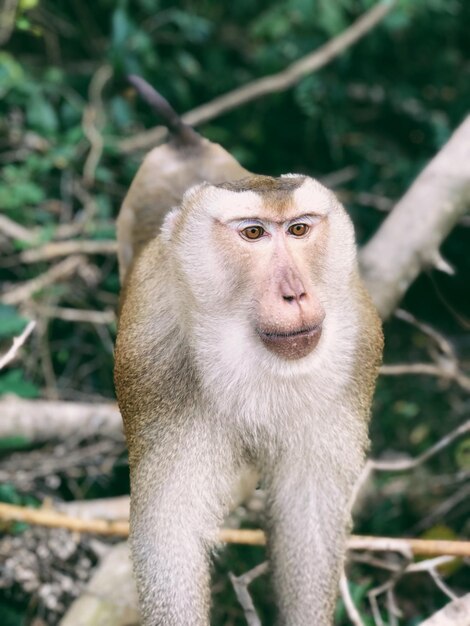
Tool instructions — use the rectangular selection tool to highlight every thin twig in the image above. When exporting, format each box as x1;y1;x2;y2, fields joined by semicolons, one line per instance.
351;420;470;504
33;304;116;325
2;255;86;305
395;309;456;360
340;574;366;626
386;588;401;626
428;568;459;601
36;315;59;400
0;320;36;370
0;502;470;557
82;64;113;185
380;363;470;392
18;239;117;263
371;420;470;472
229;562;268;626
0;501;129;536
0;0;19;46
0;213;36;243
118;0;396;154
367;555;461;623
413;482;470;532
347;536;470;558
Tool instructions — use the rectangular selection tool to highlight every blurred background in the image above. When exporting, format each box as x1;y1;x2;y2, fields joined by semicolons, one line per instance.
0;1;469;624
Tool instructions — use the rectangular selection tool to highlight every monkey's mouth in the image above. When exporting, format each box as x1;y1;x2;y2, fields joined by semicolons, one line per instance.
258;325;319;340
256;324;323;360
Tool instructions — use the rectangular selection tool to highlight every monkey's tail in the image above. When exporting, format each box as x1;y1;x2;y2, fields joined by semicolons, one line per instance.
127;75;200;146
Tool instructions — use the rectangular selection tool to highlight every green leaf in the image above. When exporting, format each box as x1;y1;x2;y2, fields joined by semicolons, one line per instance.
112;6;131;48
26;94;59;134
0;369;39;398
19;0;39;10
0;436;32;450
455;438;470;469
0;483;23;505
0;305;28;338
0;601;24;626
0;52;24;95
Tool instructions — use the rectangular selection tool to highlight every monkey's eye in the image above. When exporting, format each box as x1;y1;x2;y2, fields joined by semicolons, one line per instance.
288;223;309;237
241;225;265;240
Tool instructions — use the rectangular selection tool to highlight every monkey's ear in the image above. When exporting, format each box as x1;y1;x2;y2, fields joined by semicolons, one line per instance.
161;207;181;242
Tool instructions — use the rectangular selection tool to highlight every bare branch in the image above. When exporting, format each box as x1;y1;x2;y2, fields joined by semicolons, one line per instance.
378;309;470;390
0;213;36;243
33;304;116;325
351;420;470;507
418;594;470;626
18;239;117;263
380;363;470;392
1;501;470;557
82;64;113;186
229;562;268;626
59;542;139;626
0;320;36;370
370;420;470;472
0;0;19;46
60;496;130;521
2;255;86;305
0;397;122;443
118;1;396;154
414;483;470;532
0;502;130;537
347;536;470;558
394;309;456;360
340;574;366;626
360;114;470;319
428;569;459;602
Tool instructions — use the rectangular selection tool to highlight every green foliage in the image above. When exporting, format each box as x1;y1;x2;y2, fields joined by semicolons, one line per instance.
335;581;373;624
0;164;46;213
0;306;28;338
0;370;40;398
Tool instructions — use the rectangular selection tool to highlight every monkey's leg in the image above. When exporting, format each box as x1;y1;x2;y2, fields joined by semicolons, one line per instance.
265;459;357;626
129;425;234;626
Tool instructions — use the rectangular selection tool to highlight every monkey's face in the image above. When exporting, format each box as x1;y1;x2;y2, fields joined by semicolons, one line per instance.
165;175;357;364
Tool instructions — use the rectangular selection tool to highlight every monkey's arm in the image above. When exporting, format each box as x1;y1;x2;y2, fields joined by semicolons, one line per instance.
127;419;236;626
264;420;367;626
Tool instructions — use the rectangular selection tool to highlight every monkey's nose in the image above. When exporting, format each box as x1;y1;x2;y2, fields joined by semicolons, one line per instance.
280;278;307;304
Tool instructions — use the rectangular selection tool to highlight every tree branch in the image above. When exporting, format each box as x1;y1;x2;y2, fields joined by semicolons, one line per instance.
360;114;470;319
418;594;470;626
118;0;396;154
0;213;36;243
340;574;366;626
0;397;122;443
229;562;268;626
1;501;470;557
58;542;139;626
18;239;117;263
1;255;86;305
0;320;36;370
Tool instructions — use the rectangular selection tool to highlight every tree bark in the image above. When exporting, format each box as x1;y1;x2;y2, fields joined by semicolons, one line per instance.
0;397;122;443
419;593;470;626
59;542;139;626
360;115;470;319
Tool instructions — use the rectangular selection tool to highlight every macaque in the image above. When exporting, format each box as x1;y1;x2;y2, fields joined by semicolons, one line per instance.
114;76;383;626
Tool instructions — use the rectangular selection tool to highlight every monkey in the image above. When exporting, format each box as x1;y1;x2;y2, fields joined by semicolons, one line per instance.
114;77;383;626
